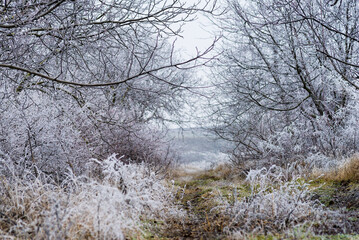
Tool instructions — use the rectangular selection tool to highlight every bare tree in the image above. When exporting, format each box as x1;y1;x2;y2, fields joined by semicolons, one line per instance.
0;0;216;87
210;0;359;165
0;0;218;178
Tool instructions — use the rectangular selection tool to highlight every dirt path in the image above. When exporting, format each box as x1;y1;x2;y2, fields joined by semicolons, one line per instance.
156;168;359;240
161;171;231;239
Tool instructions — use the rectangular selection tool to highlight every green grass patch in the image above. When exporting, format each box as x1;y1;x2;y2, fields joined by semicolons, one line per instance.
247;233;359;240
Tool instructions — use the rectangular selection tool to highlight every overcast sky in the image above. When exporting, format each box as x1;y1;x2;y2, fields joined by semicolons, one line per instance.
166;0;222;129
175;0;220;57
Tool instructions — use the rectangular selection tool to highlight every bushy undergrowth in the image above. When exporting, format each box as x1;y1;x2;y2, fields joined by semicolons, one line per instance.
217;165;356;239
0;90;178;183
0;154;185;239
313;155;359;182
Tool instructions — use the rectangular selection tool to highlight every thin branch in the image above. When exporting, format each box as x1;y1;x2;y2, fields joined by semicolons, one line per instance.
0;39;217;88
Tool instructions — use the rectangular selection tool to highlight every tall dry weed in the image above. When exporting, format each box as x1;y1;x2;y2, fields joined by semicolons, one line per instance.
217;165;354;238
314;154;359;182
0;154;185;239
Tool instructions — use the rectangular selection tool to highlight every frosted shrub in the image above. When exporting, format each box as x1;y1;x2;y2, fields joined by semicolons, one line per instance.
305;153;339;171
312;154;359;182
0;154;185;239
0;89;178;183
218;165;341;238
86;125;178;175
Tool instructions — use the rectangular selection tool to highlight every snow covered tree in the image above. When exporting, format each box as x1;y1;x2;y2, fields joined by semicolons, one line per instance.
0;0;216;178
210;0;359;164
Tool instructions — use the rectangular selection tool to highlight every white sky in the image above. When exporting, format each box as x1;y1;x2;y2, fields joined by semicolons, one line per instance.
175;17;216;57
166;0;222;129
174;0;220;58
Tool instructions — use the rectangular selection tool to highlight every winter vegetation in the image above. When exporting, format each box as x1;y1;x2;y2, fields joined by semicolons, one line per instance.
209;0;359;165
0;153;185;239
0;0;359;239
218;163;358;238
0;0;214;238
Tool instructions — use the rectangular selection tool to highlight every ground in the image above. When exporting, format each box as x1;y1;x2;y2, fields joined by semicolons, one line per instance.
146;166;359;240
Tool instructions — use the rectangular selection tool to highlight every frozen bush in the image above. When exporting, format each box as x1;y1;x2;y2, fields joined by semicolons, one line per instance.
217;165;348;238
312;154;359;182
84;123;178;176
0;90;177;181
304;153;340;171
0;154;185;239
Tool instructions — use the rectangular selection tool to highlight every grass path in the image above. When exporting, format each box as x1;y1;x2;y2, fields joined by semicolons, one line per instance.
162;169;232;239
148;166;359;240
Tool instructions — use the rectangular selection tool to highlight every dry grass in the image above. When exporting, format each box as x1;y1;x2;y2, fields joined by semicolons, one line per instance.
0;155;186;239
169;165;205;181
314;154;359;182
212;163;238;179
170;163;245;184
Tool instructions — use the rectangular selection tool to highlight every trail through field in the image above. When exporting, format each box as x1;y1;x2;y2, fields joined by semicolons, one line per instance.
161;129;233;239
156;167;359;240
162;170;230;239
